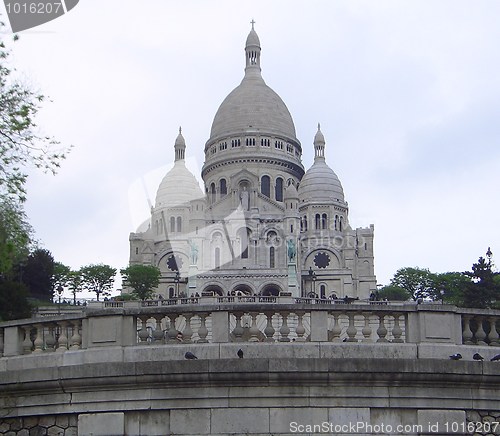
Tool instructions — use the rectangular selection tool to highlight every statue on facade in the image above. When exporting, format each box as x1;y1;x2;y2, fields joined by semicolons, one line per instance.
189;240;198;265
287;239;296;263
239;186;250;211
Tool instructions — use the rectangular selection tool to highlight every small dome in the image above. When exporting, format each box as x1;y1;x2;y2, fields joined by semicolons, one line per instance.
175;128;186;147
298;160;345;203
314;123;325;146
246;28;260;47
155;161;203;208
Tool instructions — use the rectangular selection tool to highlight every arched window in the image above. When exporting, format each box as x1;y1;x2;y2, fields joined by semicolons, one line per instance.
339;216;344;232
300;218;303;232
210;182;216;203
261;175;270;198
135;247;139;255
320;284;326;299
176;216;182;233
170;217;175;233
269;246;275;268
238;227;250;259
169;287;175;299
334;215;338;231
220;178;227;197
321;213;327;230
275;177;283;202
215;247;221;269
315;214;321;230
304;216;308;231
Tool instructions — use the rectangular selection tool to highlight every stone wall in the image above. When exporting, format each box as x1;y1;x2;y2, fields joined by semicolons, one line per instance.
0;415;77;435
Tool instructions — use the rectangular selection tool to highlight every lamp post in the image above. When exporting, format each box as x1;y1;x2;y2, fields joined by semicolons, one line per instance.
56;285;63;314
307;267;317;297
174;271;180;298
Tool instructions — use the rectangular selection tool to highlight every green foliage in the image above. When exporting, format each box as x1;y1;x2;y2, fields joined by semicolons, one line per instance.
67;270;82;304
52;262;71;290
21;248;54;301
1;21;70;203
377;285;411;301
0;280;31;321
120;264;160;301
80;263;116;301
390;267;437;301
433;272;471;305
0;195;33;277
461;250;500;309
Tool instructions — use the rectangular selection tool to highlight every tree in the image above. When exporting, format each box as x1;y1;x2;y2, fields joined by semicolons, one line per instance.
67;270;82;305
377;285;411;301
80;263;116;301
462;249;500;309
0;195;32;277
0;280;31;321
433;272;471;305
21;248;54;301
390;267;437;301
1;21;70;203
120;264;160;301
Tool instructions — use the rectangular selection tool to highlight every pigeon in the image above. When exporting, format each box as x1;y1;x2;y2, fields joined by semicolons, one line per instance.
184;351;198;360
490;354;500;361
449;353;462;360
237;348;244;359
473;353;484;361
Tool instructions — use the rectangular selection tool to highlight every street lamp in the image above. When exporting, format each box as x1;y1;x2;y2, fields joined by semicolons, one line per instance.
174;271;180;298
308;267;317;297
56;285;63;314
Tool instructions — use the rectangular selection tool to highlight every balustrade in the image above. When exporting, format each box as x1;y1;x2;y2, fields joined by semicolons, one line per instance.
1;305;499;358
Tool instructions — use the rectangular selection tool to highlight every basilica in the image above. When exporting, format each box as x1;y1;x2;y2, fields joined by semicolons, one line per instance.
128;25;377;300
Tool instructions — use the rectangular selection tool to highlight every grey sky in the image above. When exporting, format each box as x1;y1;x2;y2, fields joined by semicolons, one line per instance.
3;1;499;296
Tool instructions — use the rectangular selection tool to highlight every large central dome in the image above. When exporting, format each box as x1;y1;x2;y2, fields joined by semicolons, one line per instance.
208;25;297;143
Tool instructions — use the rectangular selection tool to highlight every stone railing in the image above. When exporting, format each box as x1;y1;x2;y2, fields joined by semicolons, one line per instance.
0;303;498;357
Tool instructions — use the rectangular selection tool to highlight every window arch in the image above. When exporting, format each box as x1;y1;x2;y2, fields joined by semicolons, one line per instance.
315;214;321;230
220;178;227;197
238;227;250;259
321;213;327;230
339;216;344;232
210;183;216;203
334;215;339;231
261;175;270;198
275;177;283;202
303;216;308;231
320;284;326;299
176;216;182;233
170;217;175;233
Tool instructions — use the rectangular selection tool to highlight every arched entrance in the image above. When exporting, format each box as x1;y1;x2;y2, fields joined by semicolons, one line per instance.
261;284;282;296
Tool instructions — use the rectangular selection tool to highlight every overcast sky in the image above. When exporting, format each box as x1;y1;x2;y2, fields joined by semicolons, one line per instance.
2;1;499;297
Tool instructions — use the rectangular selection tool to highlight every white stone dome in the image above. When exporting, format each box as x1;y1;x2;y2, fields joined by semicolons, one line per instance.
208;26;297;142
155;160;203;208
299;160;345;203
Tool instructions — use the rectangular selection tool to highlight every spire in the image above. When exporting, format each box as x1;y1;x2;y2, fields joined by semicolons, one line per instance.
313;123;326;160
245;20;261;76
174;126;186;162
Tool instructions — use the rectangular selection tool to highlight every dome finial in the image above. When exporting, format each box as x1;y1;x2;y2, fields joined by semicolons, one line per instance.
245;20;261;75
174;127;186;162
314;123;326;160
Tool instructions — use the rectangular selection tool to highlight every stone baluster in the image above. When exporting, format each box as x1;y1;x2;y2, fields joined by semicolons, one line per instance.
57;321;68;352
182;313;193;343
167;314;180;343
263;311;275;342
22;326;33;354
137;316;150;343
392;314;404;343
462;315;474;345
295;311;306;342
197;313;209;343
32;324;44;353
475;317;487;345
248;312;260;342
279;311;291;342
45;325;57;351
151;315;164;343
361;312;372;342
0;328;4;357
232;312;245;341
330;313;342;342
487;317;499;346
376;314;388;343
70;320;82;349
346;313;358;342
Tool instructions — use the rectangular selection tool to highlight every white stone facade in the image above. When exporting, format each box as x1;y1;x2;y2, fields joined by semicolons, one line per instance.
128;25;377;300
